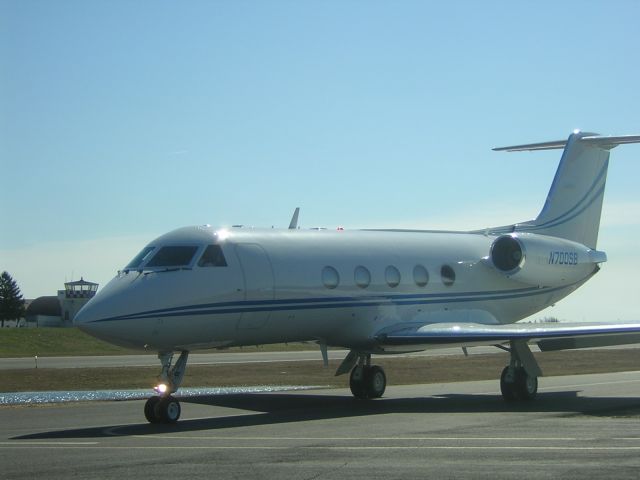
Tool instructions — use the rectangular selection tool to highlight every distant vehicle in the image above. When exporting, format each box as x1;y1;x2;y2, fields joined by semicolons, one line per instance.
75;131;640;423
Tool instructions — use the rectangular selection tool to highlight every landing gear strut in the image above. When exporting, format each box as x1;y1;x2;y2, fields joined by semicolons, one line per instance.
144;350;189;424
348;354;386;399
499;341;540;402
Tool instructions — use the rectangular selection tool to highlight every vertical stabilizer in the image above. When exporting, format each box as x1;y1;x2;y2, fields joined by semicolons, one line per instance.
493;132;640;249
522;132;609;248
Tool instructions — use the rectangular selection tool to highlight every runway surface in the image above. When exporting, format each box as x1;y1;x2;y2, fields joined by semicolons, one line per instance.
0;346;500;369
1;371;640;479
3;344;638;370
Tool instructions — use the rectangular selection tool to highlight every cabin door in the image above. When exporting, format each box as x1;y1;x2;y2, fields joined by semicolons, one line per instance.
234;243;275;329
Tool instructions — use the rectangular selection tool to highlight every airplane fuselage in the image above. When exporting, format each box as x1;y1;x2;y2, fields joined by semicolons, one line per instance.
79;226;586;353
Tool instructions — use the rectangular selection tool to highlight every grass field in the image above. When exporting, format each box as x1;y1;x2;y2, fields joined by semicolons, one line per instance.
1;348;639;393
0;327;319;358
0;328;139;357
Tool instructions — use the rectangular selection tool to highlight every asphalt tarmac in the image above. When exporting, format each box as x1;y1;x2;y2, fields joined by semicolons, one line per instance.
0;346;498;369
1;371;640;479
3;345;637;370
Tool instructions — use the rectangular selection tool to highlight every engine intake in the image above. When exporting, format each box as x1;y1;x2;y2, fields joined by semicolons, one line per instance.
491;235;524;273
489;233;605;287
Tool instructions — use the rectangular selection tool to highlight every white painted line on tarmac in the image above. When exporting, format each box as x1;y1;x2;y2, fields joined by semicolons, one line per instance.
0;441;98;445
132;435;587;442
2;445;640;451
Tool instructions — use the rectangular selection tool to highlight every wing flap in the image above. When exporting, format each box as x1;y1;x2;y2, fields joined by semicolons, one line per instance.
538;332;640;351
377;322;640;350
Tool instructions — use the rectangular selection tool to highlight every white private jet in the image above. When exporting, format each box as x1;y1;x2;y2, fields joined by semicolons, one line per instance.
75;130;640;424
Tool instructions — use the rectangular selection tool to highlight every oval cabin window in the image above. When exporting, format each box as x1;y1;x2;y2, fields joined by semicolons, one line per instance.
354;266;371;289
385;265;401;288
322;266;340;289
441;265;456;287
413;264;429;287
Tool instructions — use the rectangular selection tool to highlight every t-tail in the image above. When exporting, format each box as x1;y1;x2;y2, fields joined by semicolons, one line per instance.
493;131;640;249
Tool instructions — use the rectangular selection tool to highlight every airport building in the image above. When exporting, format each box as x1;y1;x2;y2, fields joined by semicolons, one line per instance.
24;278;98;327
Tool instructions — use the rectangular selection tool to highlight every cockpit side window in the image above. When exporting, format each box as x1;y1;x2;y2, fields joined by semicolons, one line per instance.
198;244;228;267
146;246;199;268
125;246;156;269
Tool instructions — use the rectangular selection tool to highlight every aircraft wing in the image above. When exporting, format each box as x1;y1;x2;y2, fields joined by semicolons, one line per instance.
376;321;640;351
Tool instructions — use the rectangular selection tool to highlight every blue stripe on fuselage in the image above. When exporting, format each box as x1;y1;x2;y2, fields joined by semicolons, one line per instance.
86;285;568;323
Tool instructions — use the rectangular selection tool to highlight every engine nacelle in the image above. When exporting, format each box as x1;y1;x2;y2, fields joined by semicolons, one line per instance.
489;233;606;287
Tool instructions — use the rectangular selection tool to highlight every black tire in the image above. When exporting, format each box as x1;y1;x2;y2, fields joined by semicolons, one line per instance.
350;366;368;399
500;366;517;402
144;396;162;423
365;366;386;399
514;367;538;401
158;396;181;423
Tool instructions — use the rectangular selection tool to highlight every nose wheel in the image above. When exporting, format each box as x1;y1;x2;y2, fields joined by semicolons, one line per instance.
144;395;181;423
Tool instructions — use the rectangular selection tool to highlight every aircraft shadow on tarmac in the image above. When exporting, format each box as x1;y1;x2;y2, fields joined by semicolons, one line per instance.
12;390;640;441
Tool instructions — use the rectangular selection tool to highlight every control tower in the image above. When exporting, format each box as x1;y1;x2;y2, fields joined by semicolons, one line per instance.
58;277;98;326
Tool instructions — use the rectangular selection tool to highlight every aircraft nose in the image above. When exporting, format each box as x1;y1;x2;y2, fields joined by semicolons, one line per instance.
73;300;97;329
73;296;110;338
72;275;142;348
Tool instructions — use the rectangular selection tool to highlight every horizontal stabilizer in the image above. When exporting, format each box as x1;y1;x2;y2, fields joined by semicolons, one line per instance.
582;134;640;149
493;139;567;152
493;134;640;152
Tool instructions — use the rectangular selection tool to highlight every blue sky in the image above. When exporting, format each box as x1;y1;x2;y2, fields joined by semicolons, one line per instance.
1;1;639;322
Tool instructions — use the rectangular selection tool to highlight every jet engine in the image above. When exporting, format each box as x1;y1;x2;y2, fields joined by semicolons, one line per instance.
489;233;606;287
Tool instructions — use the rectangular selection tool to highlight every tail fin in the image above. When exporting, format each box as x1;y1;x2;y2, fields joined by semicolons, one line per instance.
493;132;640;249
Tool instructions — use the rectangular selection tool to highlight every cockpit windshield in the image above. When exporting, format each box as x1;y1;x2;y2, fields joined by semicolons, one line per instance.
125;246;156;269
197;244;227;267
124;239;227;271
146;246;199;268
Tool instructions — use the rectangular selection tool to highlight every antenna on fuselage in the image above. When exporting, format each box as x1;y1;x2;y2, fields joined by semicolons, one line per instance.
288;207;300;229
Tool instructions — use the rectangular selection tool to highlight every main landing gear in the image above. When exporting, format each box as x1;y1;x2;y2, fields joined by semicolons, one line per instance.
498;340;541;402
144;350;189;424
337;352;387;399
350;364;387;399
337;342;541;404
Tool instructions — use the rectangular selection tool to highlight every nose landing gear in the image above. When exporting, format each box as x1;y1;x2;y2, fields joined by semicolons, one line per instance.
144;350;189;424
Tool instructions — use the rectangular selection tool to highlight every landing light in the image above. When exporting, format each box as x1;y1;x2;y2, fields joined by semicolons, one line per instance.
154;383;168;394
